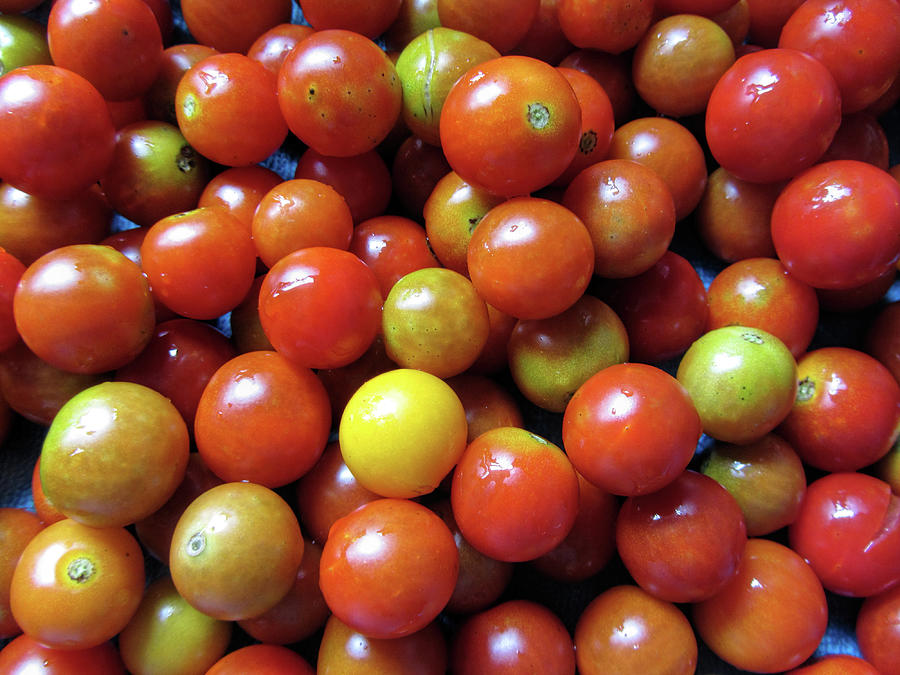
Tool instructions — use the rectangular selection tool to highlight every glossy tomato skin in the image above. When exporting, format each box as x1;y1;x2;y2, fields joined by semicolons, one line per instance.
440;55;582;197
467;198;594;320
778;347;900;472
692;538;828;673
558;0;653;54
616;470;747;603
0;508;43;639
247;23;315;75
48;0;163;102
10;519;145;650
207;645;314;675
141;206;257;320
294;148;393;223
278;29;402;157
144;43;219;125
857;583;900;675
0;65;116;201
771;160;900;290
0;249;25;353
169;482;304;621
574;584;697;675
300;0;403;38
789;472;900;597
779;0;900;113
554;67;615;186
197;164;282;231
176;53;288;166
437;0;539;53
259;246;383;370
450;600;575;674
0;634;125;674
319;498;459;640
181;0;292;53
563;363;701;497
13;244;155;374
706;48;842;183
451;426;580;562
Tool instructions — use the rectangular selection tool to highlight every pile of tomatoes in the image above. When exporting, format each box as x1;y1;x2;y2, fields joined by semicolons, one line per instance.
0;0;899;673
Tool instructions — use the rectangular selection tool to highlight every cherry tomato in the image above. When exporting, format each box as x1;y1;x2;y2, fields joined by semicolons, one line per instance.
247;23;315;75
180;0;292;53
558;0;654;54
10;519;145;650
278;29;402;157
706;48;842;183
0;14;50;75
319;498;459;639
0;508;43;639
299;0;403;37
144;43;219;125
0;65;116;201
294;148;393;223
553;67;615;186
0;634;125;674
194;350;331;487
390;135;452;218
437;0;539;53
339;368;467;498
258;246;383;370
206;645;314;675
857;583;900;675
451;426;580;562
440;55;581;197
197;164;282;231
467;197;594;320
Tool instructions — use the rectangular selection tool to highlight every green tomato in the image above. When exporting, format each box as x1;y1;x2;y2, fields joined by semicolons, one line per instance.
118;575;232;675
0;15;51;78
676;325;797;444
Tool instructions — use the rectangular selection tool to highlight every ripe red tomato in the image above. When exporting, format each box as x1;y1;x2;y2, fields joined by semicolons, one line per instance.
207;645;314;675
440;55;582;197
180;0;292;53
299;0;403;38
857;583;900;675
0;508;43;639
0;634;125;674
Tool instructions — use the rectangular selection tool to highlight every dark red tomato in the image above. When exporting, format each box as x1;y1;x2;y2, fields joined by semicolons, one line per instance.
558;49;636;126
857;583;900;674
819;112;891;169
105;97;148;130
656;0;736;15
746;0;805;47
0;248;24;353
315;336;395;420
0;183;111;267
195;350;331;487
771;160;900;290
787;655;881;675
596;250;709;364
0;342;106;426
558;0;654;54
197;164;282;232
467;197;594;320
206;645;314;675
238;539;330;645
451;426;579;562
440;55;581;197
144;43;219;125
0;0;43;11
391;136;452;219
348;215;439;298
0;508;43;639
467;303;518;375
562;158;676;278
133;453;223;563
779;0;900;113
278;30;402;157
294;148;393;223
563;363;701;497
430;499;513;615
247;23;315;75
176;53;287;166
692;538;827;673
141;206;257;320
696;167;781;262
706;257;819;358
616;470;747;603
229;275;275;354
319;498;458;639
706;48;842;183
252;178;355;268
789;472;900;597
778;347;900;472
13;244;155;374
606;116;708;221
317;615;447;674
510;0;574;64
445;373;524;444
0;634;125;674
531;472;618;582
575;585;697;675
632;14;735;117
423;171;506;277
701;434;807;537
10;519;145;650
451;600;575;674
866;301;900;384
294;441;381;544
101;120;210;228
713;0;751;47
48;0;163;101
259;246;383;370
181;0;292;53
300;0;403;37
437;0;539;53
115;318;236;428
0;65;115;200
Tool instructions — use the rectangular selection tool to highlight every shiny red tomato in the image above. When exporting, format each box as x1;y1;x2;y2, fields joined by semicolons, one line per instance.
440;55;582;197
857;583;900;675
180;0;292;53
0;634;125;674
207;645;314;675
